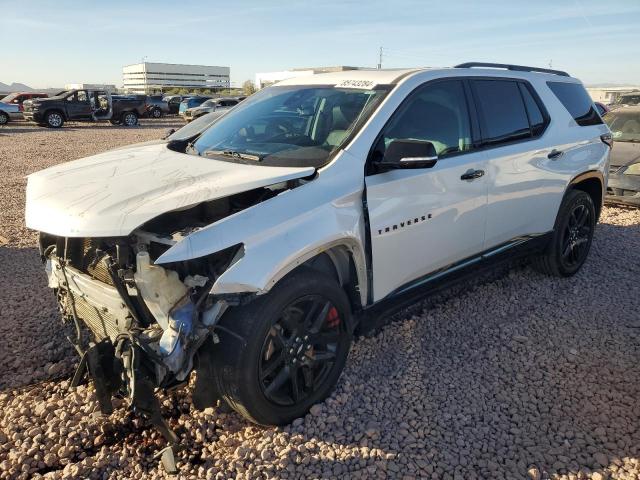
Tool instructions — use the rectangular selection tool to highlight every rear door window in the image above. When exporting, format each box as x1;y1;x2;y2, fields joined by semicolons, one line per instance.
547;82;602;126
471;79;531;146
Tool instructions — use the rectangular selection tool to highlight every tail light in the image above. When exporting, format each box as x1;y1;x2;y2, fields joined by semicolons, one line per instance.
600;133;613;148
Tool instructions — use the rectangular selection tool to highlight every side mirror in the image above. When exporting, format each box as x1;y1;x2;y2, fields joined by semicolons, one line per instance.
378;139;438;170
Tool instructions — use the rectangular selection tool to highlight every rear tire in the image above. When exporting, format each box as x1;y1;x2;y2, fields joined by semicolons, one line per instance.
532;189;595;277
151;108;162;118
121;112;138;127
211;268;352;425
0;112;8;125
45;111;64;128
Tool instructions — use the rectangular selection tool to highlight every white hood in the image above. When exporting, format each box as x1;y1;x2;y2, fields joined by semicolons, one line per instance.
26;143;314;237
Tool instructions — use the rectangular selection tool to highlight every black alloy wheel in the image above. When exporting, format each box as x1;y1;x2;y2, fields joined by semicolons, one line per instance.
560;203;592;269
209;267;352;425
532;189;596;277
258;295;345;406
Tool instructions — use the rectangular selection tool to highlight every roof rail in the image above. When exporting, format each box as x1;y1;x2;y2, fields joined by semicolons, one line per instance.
454;62;570;77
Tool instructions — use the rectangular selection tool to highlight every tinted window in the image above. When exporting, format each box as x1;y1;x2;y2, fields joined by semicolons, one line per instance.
518;83;547;136
379;80;472;157
472;80;530;145
547;82;602;126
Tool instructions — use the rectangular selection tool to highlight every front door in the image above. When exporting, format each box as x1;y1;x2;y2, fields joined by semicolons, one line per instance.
65;90;92;119
365;79;489;301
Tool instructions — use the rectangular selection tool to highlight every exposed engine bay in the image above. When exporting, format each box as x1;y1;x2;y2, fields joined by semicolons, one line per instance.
38;184;295;470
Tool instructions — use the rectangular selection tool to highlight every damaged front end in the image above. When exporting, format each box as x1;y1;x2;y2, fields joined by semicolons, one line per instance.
39;223;243;468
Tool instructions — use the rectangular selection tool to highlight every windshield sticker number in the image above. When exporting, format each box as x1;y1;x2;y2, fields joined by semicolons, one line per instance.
335;79;377;90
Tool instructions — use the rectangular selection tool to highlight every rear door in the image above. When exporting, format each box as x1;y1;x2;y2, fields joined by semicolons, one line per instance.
477;79;606;249
471;78;558;248
365;79;489;300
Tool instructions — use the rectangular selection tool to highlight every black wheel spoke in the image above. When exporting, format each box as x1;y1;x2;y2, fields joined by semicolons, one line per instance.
302;366;315;390
289;365;302;402
272;325;287;348
311;349;336;363
305;300;331;333
264;366;289;396
562;239;572;258
575;206;589;227
261;351;285;380
279;309;300;335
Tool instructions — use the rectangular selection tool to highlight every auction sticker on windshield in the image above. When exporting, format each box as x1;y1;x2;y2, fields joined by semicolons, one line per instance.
335;79;377;89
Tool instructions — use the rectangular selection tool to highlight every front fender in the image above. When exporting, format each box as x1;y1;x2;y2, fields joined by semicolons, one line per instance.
155;152;368;304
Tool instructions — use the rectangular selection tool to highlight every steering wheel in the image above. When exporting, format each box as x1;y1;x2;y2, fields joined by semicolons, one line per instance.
264;119;294;139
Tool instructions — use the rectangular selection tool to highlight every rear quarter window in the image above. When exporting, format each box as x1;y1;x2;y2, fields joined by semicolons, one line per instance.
547;81;602;126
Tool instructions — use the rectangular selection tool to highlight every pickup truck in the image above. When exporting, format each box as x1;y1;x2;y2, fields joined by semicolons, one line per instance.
23;89;146;128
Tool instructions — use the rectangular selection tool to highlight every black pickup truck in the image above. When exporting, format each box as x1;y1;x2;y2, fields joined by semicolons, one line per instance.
23;90;146;128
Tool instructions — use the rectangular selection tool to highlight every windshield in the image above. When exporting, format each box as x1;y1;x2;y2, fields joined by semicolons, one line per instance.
200;99;217;108
605;110;640;142
1;93;18;102
191;85;388;168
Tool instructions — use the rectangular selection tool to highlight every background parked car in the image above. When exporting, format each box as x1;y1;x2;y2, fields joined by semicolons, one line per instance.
178;96;210;118
163;95;188;115
605;106;640;207
0;101;21;125
1;92;48;110
611;92;640;108
181;97;239;122
144;95;170;118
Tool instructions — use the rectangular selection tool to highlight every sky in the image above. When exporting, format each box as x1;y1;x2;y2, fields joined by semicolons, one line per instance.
1;0;639;88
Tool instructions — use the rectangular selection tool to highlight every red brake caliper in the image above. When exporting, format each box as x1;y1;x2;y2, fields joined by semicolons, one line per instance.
326;306;340;328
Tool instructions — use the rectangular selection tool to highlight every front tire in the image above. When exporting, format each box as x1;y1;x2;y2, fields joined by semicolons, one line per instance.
45;111;64;128
533;189;596;277
0;111;8;125
121;111;138;126
151;108;162;118
211;268;352;425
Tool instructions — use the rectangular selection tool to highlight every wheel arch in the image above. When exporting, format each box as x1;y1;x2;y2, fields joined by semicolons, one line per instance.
212;238;369;315
567;170;604;222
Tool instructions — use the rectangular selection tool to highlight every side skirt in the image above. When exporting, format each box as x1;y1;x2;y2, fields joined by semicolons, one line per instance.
354;232;552;335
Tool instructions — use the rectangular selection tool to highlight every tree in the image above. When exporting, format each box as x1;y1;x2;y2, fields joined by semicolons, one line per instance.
243;80;257;96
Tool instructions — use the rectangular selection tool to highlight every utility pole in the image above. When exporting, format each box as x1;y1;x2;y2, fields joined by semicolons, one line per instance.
378;47;383;69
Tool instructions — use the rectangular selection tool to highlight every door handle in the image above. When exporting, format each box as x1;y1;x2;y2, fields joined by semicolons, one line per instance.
460;169;485;181
548;149;564;160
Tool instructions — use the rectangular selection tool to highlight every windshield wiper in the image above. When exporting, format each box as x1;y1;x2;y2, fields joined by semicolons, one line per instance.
203;149;261;161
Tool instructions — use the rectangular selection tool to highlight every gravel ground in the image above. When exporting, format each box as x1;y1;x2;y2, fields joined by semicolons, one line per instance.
0;120;639;480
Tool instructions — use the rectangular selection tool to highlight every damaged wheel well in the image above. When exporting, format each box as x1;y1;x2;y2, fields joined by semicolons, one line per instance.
301;246;363;320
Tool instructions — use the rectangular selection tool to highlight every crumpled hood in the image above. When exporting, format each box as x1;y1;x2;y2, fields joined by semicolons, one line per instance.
610;141;640;168
26;143;314;237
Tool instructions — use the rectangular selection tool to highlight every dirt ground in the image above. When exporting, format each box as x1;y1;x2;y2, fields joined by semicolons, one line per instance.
0;120;639;480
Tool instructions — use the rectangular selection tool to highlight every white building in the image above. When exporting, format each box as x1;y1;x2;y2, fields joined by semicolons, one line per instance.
586;86;640;104
255;66;366;89
122;62;230;94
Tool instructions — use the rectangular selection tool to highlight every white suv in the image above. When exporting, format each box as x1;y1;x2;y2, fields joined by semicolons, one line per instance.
26;63;611;441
